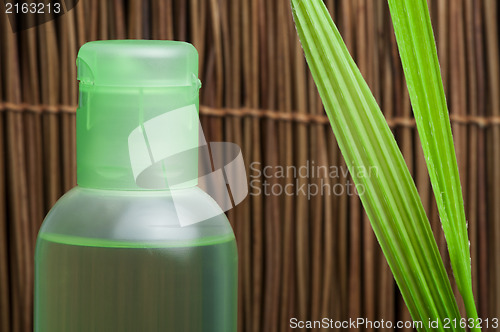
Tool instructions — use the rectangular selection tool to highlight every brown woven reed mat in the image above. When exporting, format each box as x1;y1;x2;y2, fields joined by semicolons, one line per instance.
1;101;500;128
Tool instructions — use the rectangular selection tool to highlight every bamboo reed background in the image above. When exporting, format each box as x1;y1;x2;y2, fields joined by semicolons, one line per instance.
0;0;499;331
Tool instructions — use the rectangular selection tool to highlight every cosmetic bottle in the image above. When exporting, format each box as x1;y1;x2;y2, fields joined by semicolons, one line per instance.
34;40;237;332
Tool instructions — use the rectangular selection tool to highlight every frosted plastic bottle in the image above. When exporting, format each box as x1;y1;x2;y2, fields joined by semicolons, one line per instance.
34;40;238;332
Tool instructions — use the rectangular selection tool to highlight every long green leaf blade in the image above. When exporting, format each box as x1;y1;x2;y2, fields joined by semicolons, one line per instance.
387;0;479;326
291;0;462;329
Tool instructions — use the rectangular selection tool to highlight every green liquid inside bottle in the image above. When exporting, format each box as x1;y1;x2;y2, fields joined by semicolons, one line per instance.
36;233;237;331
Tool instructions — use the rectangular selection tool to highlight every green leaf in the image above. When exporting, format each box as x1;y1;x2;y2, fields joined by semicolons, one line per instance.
387;0;479;327
291;0;462;329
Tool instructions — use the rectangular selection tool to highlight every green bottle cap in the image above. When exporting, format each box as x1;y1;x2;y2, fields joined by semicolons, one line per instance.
76;40;201;190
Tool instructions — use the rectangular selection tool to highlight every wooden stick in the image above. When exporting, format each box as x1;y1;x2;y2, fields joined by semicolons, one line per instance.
0;14;10;331
484;0;500;319
471;0;489;319
343;0;363;326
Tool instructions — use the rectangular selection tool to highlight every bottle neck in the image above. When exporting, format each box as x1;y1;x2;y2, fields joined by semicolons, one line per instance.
77;84;199;190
